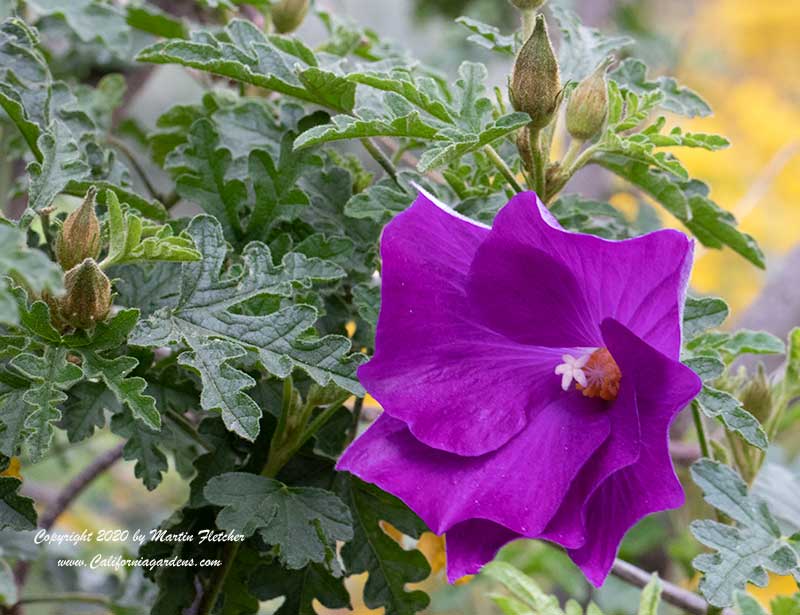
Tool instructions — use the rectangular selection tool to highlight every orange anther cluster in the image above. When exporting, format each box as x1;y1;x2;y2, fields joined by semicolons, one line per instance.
575;348;622;401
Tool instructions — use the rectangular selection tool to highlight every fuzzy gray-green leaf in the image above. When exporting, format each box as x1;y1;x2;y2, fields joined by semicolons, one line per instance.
178;339;261;441
9;346;83;460
131;216;364;420
683;296;730;340
110;408;167;491
690;459;800;607
136;20;356;113
695;386;768;450
611;58;711;118
456;16;516;56
205;472;353;570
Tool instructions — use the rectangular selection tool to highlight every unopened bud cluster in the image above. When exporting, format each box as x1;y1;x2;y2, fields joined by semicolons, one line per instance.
48;188;112;330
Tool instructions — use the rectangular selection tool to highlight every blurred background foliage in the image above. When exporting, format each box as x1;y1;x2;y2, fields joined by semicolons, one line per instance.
7;0;799;613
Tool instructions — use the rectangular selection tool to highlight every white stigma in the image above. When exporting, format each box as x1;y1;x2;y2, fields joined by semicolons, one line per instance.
554;353;590;391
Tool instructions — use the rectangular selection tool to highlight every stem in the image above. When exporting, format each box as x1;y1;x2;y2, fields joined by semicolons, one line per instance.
262;392;351;478
670;441;702;466
360;138;398;184
567;142;602;175
259;378;295;479
483;145;524;193
391;142;410;166
521;9;536;40
165;409;213;451
273;376;293;444
38;210;55;251
106;135;160;200
560;138;585;171
348;397;364;444
289;394;351;458
162;190;180;209
544;141;603;201
0;128;13;215
541;106;559;165
527;126;546;198
14;593;111;607
611;559;734;615
197;542;240;615
758;392;791;469
692;402;712;460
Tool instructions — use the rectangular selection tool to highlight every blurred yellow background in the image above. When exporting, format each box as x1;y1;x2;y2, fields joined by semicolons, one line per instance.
677;0;800;311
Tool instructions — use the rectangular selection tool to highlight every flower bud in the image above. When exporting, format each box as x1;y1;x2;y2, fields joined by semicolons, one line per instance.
509;0;546;9
55;187;100;271
509;14;562;130
710;440;730;466
566;58;612;141
739;366;773;423
60;259;112;330
270;0;310;34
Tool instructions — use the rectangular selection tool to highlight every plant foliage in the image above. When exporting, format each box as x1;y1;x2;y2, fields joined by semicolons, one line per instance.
0;0;793;613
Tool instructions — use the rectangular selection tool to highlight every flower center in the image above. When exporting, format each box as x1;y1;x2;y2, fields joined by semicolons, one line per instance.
554;348;621;401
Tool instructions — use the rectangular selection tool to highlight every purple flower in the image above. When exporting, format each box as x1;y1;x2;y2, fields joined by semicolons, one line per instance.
337;191;702;586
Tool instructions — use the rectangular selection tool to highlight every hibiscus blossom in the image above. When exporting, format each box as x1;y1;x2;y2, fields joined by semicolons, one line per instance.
337;190;702;586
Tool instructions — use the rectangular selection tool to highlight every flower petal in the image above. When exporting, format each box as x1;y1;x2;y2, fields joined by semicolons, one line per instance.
540;366;640;550
476;192;693;358
360;193;574;456
336;392;610;538
466;226;601;348
564;318;702;586
444;519;522;582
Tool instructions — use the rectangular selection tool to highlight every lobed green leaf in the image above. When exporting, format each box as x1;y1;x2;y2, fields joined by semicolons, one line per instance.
101;191;200;268
690;459;800;607
596;155;765;268
137;20;356;113
694;387;768;450
335;474;430;615
205;472;353;570
611;58;712;118
9;346;83;460
683;296;730;341
456;16;517;56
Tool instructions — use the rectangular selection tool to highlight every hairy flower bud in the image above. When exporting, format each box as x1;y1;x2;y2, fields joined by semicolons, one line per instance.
509;14;562;130
509;0;547;9
60;259;112;330
271;0;310;34
55;186;100;271
566;58;612;141
739;366;773;423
